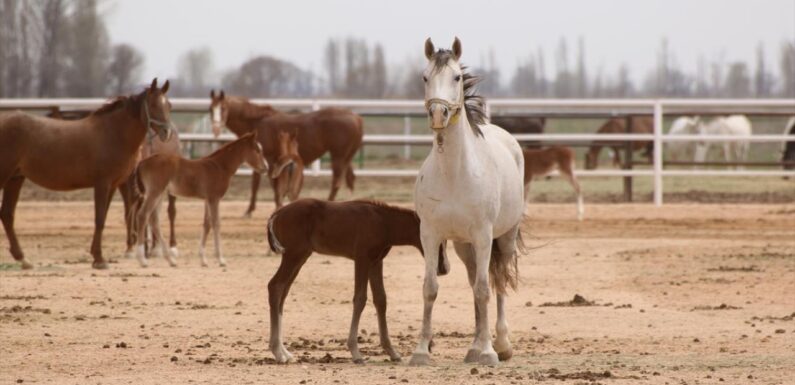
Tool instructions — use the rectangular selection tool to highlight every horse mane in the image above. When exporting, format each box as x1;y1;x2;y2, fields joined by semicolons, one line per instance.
429;49;487;136
356;199;419;220
91;89;145;117
207;133;254;159
227;96;278;120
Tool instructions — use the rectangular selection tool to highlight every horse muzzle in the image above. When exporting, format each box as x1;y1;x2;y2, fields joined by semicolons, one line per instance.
270;159;295;179
428;105;450;130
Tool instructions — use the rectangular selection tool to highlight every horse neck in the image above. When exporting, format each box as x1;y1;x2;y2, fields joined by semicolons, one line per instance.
94;105;147;152
384;209;423;250
431;113;481;182
209;141;249;176
226;115;257;137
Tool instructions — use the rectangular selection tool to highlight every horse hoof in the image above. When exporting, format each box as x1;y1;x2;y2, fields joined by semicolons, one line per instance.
497;348;513;362
20;260;34;270
123;250;135;259
464;348;481;363
92;261;109;270
169;247;179;258
389;354;402;363
479;351;499;366
242;212;252;219
352;358;365;365
409;353;431;366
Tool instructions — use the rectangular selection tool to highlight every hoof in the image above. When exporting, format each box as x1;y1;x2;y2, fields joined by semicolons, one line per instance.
242;212;253;219
169;247;179;258
464;348;481;363
409;353;431;366
20;260;34;270
479;351;499;366
273;346;293;364
219;261;227;267
92;260;109;270
497;348;513;361
352;358;365;365
389;354;402;363
123;249;135;259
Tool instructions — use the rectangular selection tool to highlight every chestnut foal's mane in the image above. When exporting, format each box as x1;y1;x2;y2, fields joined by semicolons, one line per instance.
205;133;254;160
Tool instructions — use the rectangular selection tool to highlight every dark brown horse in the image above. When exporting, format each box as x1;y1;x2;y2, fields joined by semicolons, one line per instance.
47;106;182;260
209;91;363;214
585;116;653;169
491;116;546;148
265;198;449;364
0;78;173;269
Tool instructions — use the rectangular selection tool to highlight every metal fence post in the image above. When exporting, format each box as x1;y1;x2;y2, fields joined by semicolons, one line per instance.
311;100;321;176
653;101;664;206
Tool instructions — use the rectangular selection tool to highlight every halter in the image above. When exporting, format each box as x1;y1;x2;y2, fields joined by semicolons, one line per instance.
142;98;174;143
425;97;463;153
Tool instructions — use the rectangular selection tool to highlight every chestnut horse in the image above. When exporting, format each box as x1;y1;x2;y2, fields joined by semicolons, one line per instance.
271;130;304;204
131;132;266;268
265;198;449;364
209;91;364;214
523;146;584;220
0;79;173;269
47;106;182;259
585;116;653;169
491;116;546;148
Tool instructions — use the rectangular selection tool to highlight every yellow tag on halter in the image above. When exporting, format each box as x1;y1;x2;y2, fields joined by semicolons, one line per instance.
449;109;460;125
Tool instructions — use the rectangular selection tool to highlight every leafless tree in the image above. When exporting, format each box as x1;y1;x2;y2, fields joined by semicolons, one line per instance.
107;43;144;94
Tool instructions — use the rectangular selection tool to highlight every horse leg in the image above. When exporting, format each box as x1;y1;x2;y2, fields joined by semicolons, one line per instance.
150;199;175;267
268;174;284;209
134;191;161;268
243;171;260;218
327;160;345;201
470;228;498;365
0;176;32;269
560;162;584;221
118;181;135;259
208;199;225;267
453;241;482;363
268;249;311;363
199;202;211;267
611;146;622;168
493;225;520;362
89;183;112;269
347;258;370;363
167;194;178;258
409;230;443;366
368;256;401;362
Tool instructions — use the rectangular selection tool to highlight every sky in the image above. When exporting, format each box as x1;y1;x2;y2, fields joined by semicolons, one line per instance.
105;0;795;85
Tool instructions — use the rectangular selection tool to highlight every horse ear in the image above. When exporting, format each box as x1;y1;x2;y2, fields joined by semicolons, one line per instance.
210;89;216;99
150;78;158;90
219;90;225;100
424;38;435;60
452;37;462;60
161;80;170;94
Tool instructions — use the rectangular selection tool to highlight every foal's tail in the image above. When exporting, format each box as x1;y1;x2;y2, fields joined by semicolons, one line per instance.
489;226;526;295
126;166;145;244
267;212;285;254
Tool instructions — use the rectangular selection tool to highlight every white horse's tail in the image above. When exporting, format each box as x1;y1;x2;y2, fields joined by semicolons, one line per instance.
267;213;285;254
489;229;524;294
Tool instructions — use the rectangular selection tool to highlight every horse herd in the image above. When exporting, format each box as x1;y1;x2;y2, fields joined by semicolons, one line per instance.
1;38;794;366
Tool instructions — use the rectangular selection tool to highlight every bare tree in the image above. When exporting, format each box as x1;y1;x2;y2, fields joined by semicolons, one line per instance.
371;43;388;97
176;47;214;96
107;43;144;94
64;0;110;96
780;40;795;97
724;62;751;97
37;0;69;96
223;55;313;98
324;39;341;96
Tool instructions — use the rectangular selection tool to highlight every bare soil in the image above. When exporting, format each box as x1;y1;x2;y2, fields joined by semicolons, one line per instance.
1;201;794;384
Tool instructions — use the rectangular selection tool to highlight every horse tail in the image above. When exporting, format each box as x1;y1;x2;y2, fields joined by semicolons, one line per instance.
489;228;524;295
267;212;285;254
127;166;145;244
345;115;364;192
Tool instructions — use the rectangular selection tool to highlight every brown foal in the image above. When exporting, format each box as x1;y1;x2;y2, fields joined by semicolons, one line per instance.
265;198;449;364
523;146;584;220
0;79;173;269
131;132;266;267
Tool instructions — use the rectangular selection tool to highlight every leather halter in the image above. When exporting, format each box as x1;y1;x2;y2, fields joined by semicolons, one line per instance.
424;97;462;119
142;97;174;143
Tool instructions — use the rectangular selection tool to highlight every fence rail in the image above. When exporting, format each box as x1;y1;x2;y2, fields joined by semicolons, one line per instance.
1;98;793;205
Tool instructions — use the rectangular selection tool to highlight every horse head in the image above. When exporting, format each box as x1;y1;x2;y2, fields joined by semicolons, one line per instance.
209;89;229;138
141;78;173;142
423;38;465;131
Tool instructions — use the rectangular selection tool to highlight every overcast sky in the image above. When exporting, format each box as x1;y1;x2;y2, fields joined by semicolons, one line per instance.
105;0;795;85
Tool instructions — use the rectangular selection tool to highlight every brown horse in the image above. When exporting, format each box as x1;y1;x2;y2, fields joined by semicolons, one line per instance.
209;90;363;214
46;106;182;260
523;146;584;220
265;198;449;364
0;79;173;269
585;116;653;169
131;132;266;268
491;116;546;148
271;130;304;203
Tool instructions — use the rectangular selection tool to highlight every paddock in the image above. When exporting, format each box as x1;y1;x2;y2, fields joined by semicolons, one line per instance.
1;199;793;384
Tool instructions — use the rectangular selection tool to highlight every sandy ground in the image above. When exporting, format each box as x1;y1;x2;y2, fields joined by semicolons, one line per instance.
1;200;794;385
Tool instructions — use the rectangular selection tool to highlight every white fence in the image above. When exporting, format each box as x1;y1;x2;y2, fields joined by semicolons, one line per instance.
1;98;793;206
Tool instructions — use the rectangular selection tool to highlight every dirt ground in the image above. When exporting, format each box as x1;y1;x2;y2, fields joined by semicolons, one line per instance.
1;200;794;385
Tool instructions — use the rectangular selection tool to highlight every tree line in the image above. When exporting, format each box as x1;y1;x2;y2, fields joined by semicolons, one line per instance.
2;0;793;99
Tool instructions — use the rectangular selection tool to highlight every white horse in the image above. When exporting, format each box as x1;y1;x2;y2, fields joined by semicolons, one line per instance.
694;115;752;168
667;116;700;162
411;38;524;366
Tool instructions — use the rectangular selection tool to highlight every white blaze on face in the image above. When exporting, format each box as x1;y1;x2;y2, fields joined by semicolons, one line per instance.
212;105;222;125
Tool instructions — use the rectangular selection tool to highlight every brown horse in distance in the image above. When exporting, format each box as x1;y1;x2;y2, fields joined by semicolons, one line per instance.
47;106;182;260
131;132;266;268
265;198;449;364
209;90;364;214
585;116;653;169
0;78;173;269
523;146;584;220
491;116;546;149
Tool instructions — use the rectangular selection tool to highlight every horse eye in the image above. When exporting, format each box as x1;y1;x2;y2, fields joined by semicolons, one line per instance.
422;76;428;83
454;75;461;82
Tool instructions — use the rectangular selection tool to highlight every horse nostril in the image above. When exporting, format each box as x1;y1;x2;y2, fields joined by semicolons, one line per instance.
443;108;449;117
